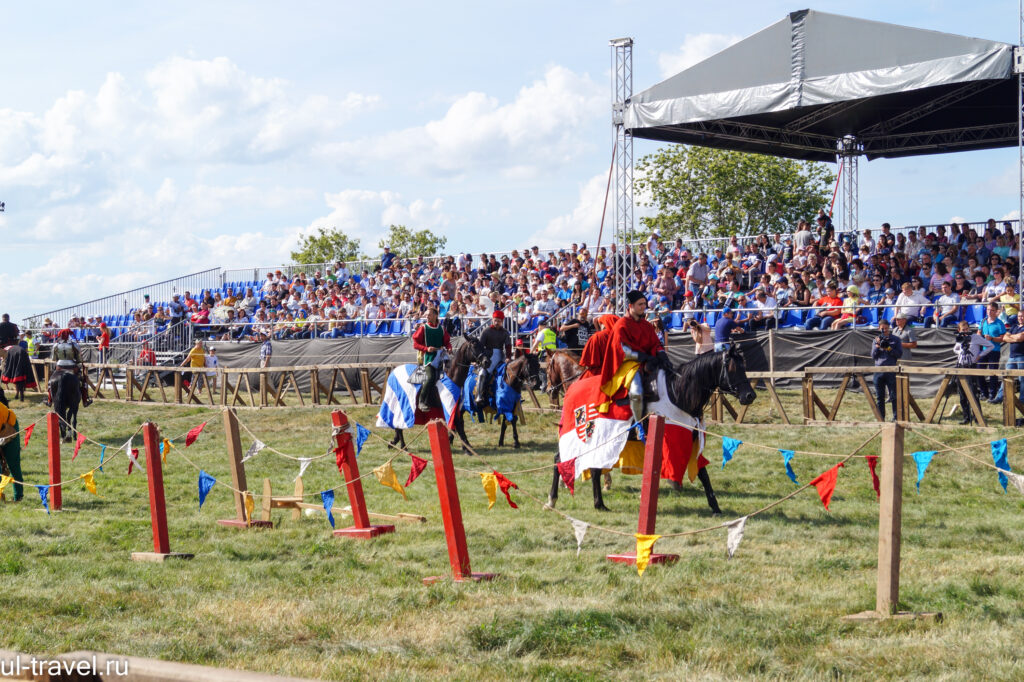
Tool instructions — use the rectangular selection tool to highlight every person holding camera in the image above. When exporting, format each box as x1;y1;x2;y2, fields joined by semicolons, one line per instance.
872;318;903;421
953;320;995;425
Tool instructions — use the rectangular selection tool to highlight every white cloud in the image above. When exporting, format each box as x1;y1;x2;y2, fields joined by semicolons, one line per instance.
304;189;449;249
658;33;742;78
324;65;604;177
527;173;609;248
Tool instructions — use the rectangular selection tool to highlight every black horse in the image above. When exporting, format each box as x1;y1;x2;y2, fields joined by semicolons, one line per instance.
51;369;82;442
494;354;532;449
548;345;756;512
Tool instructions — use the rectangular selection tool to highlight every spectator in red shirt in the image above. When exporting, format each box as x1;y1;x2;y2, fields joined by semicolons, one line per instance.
97;323;111;363
804;283;843;330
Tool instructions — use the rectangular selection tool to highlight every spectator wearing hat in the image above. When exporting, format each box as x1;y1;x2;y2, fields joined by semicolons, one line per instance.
830;285;863;330
713;307;744;352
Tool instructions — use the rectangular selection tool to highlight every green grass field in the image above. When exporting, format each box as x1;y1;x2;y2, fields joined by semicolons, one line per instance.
1;389;1023;681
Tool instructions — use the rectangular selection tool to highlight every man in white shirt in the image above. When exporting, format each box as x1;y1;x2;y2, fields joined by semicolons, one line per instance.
748;289;778;331
894;282;930;323
927;280;960;328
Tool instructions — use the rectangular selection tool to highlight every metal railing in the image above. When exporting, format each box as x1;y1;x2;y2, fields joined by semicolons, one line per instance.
25;268;221;328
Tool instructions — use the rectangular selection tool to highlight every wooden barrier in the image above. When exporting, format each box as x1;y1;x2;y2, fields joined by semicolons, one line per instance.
607;416;679;567
217;408;272;529
423;419;496;584
46;412;62;512
131;422;194;562
331;410;395;539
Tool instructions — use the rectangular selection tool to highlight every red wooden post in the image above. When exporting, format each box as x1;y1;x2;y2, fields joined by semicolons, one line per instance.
423;419;496;584
607;415;680;566
46;412;62;512
131;422;193;562
331;410;394;539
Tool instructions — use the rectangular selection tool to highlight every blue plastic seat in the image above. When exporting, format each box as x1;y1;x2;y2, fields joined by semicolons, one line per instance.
669;312;683;329
965;304;984;325
781;309;804;328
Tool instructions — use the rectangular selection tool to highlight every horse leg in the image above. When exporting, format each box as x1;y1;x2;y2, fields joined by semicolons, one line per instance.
697;467;722;515
546;453;560;508
603;471;612;492
512;419;520;449
592;469;609;511
391;428;401;446
455;415;472;455
498;418;506;447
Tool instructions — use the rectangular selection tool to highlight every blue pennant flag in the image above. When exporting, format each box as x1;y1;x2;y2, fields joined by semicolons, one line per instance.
355;423;370;457
38;485;50;515
99;445;106;473
321;490;336;528
912;451;936;493
197;470;216;509
722;437;742;469
779;449;798;484
991;439;1011;492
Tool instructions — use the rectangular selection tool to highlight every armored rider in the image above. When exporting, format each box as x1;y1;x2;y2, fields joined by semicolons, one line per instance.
475;310;511;407
411;307;452;412
48;329;92;407
599;290;670;423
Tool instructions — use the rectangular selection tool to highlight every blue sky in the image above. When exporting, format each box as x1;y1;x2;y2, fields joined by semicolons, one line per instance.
1;1;1021;322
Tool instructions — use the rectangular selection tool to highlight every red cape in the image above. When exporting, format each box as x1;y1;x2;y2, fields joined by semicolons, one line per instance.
598;315;663;392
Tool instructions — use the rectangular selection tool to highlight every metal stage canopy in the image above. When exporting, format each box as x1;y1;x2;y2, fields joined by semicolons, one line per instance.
623;9;1017;163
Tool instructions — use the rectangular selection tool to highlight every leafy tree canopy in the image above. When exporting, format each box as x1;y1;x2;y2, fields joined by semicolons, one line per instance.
635;146;835;240
377;224;447;259
290;227;363;264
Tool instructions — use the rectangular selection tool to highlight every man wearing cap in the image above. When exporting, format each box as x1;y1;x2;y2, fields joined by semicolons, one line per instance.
475;310;512;407
380;245;396;270
412;307;452;412
713;307;745;352
600;291;669;423
530;317;557;359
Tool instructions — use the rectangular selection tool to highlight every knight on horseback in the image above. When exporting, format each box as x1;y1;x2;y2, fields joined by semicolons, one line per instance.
48;329;92;408
474;310;511;409
411;307;452;412
599;290;671;424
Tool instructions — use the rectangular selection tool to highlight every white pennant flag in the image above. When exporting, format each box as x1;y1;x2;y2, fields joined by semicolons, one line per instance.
295;457;313;481
568;517;589;557
1005;470;1024;496
726;516;748;559
125;438;144;472
332;425;346;437
241;440;265;463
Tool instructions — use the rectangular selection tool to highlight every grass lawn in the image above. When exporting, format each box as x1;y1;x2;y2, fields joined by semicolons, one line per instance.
1;388;1023;681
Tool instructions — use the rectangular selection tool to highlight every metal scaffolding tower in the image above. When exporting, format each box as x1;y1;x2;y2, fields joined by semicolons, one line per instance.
1017;0;1024;285
838;135;861;237
611;37;634;314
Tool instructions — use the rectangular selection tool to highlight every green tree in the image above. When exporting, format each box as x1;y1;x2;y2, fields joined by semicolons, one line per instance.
635;146;835;239
290;227;362;264
377;224;447;259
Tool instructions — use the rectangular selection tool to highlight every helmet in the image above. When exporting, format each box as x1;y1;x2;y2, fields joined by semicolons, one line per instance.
492;310;505;320
58;329;71;340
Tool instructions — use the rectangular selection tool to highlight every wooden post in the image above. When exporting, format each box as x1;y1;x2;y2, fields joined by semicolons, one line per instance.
259;371;268;407
423;419;496;584
131;422;193;562
174;372;183;404
768;329;776;390
217;409;272;529
607;415;679;566
46;412;62;512
1003;378;1016;426
331;410;394;539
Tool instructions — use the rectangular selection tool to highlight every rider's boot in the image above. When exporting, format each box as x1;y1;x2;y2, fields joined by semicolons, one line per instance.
629;393;644;425
80;386;92;407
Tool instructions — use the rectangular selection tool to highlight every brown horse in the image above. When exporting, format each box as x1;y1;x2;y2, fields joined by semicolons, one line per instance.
545;350;583;406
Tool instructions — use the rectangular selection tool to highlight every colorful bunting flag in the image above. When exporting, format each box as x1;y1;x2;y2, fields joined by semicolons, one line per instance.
241;439;265;463
635;533;661;577
334;440;350;473
721;437;742;469
38;485;50;514
492;471;519;509
99;445;106;473
244;491;255;524
374;462;407;499
197;470;216;509
355;423;370;456
0;475;12;498
82;472;97;496
726;516;748;559
779;449;798;484
23;423;34;448
568;517;588;557
480;473;498;509
1005;470;1024;496
405;454;428;487
185;421;208;447
160;438;173;464
296;458;313;481
556;458;576;495
911;451;936;493
126;447;142;476
321;490;336;528
865;455;880;499
809;462;844;511
73;432;86;460
991;439;1011;492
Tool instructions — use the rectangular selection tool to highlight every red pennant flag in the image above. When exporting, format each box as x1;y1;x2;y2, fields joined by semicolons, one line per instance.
492;471;519;509
73;432;87;460
23;423;34;448
127;449;140;475
809;462;844;511
865;456;880;500
556;458;576;495
405;454;428;487
334;434;352;474
185;421;208;447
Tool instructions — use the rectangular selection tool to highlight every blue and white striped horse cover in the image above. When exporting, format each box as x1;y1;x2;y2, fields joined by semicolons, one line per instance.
376;364;461;429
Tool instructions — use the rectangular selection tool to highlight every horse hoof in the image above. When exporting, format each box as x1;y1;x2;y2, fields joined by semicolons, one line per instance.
594;503;610;512
711;509;723;517
513;442;520;450
544;497;556;510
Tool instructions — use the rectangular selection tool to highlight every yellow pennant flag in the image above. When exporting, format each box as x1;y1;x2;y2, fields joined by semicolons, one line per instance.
161;438;174;464
0;475;12;498
480;473;498;510
635;533;662;577
244;491;255;524
373;462;407;499
82;471;97;496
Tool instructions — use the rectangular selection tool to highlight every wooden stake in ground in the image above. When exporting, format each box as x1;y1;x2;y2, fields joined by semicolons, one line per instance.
131;422;194;562
217;408;272;529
